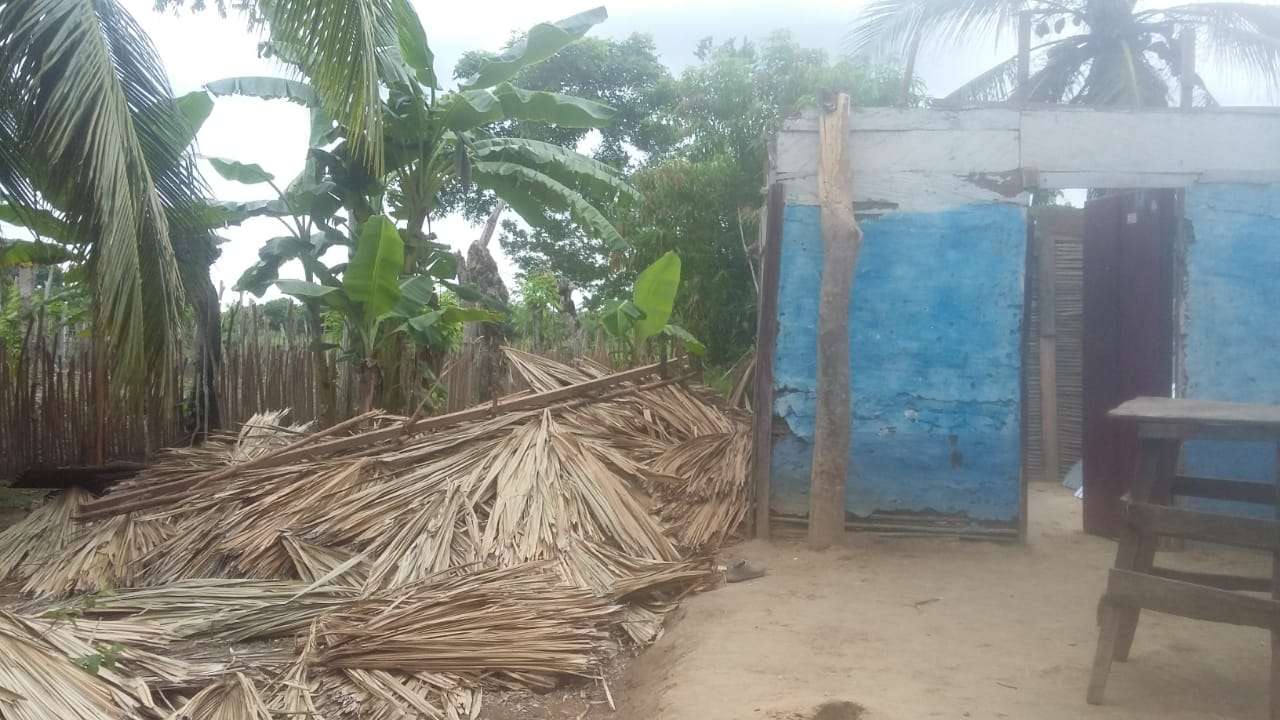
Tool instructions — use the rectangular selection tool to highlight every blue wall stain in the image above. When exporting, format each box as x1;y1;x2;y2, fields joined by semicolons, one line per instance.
1180;183;1280;512
770;203;1026;523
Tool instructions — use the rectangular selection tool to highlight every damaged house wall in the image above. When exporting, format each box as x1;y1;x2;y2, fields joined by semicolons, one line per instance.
765;107;1280;528
771;203;1025;521
769;109;1027;524
1179;182;1280;511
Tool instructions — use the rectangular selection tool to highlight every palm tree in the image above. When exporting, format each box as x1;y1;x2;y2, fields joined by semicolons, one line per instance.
0;0;206;399
849;0;1280;106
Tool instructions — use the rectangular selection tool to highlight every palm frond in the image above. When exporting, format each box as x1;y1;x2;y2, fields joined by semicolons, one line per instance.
472;160;629;251
1156;3;1280;97
1023;36;1095;102
848;0;1030;62
248;0;419;175
470;137;639;206
941;35;1086;103
0;0;196;395
1075;39;1170;106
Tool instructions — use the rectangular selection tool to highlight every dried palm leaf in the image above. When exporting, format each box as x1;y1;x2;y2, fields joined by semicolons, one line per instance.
229;410;312;464
164;672;271;720
645;428;753;550
318;565;617;688
23;514;172;598
0;487;91;582
0;610;205;719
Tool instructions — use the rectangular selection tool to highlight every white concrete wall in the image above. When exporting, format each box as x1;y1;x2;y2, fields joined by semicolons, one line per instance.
777;107;1280;213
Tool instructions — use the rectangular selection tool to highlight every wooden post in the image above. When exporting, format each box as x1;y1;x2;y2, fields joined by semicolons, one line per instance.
1018;13;1032;91
752;183;785;539
1272;442;1279;720
808;93;861;550
1180;29;1196;109
898;29;922;106
92;310;106;466
1038;223;1060;483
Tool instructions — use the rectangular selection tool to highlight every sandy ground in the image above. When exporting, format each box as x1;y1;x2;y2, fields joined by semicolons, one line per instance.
3;484;1272;719
617;484;1273;720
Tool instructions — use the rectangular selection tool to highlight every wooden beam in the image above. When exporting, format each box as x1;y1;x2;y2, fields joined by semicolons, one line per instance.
1124;501;1280;552
1105;568;1280;630
1018;13;1032;90
1037;217;1060;483
1171;474;1277;506
752;183;785;540
1149;566;1273;593
1270;444;1279;720
808;93;860;550
1180;29;1196;110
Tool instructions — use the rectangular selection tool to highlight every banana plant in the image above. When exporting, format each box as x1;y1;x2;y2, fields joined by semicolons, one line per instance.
205;7;638;276
197;7;640;411
600;251;705;365
275;215;496;412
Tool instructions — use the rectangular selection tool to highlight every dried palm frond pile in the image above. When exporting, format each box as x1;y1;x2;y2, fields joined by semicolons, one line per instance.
0;352;753;718
0;486;90;583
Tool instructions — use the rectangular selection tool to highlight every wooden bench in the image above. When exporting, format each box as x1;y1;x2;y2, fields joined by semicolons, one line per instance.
1087;397;1280;717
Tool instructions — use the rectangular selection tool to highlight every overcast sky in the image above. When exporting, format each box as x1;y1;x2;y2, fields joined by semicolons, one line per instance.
123;0;1273;303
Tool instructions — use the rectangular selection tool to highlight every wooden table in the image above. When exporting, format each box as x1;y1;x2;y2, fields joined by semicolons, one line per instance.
1087;397;1280;717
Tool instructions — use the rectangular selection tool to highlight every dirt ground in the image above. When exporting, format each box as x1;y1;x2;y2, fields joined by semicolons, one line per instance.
4;484;1271;719
614;484;1273;720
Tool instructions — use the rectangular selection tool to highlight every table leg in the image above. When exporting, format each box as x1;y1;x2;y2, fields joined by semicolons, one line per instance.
1270;444;1279;720
1271;550;1279;720
1114;439;1178;661
1087;436;1177;704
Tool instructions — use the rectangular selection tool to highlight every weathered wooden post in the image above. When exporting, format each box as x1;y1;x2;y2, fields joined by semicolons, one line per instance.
808;93;862;550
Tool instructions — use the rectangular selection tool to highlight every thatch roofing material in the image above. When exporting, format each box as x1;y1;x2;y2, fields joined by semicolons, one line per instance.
0;352;753;717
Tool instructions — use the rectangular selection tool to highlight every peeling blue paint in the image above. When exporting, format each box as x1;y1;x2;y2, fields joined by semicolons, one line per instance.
770;203;1025;522
1180;183;1280;514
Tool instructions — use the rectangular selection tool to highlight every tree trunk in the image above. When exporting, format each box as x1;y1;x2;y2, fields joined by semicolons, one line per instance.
189;268;222;438
465;202;509;403
356;360;381;414
306;307;337;427
808;93;862;550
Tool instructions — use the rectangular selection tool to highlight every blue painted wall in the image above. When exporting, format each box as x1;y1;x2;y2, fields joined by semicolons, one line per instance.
1180;183;1280;509
770;203;1026;523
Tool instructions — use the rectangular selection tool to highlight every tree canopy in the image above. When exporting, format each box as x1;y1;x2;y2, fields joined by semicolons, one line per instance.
850;0;1280;107
497;31;914;363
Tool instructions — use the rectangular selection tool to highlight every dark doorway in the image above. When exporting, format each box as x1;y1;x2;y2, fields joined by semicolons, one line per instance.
1081;190;1179;536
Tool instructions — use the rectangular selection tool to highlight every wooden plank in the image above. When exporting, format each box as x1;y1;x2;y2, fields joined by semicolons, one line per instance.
1037;216;1060;484
1111;397;1280;440
1180;29;1196;109
782;107;1021;133
1124;501;1280;552
1018;13;1031;87
752;183;785;540
1171;474;1277;506
1270;444;1279;720
1149;566;1273;593
1105;568;1280;630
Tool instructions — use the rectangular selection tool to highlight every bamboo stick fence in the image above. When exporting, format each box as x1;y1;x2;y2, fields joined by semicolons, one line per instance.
2;303;612;481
